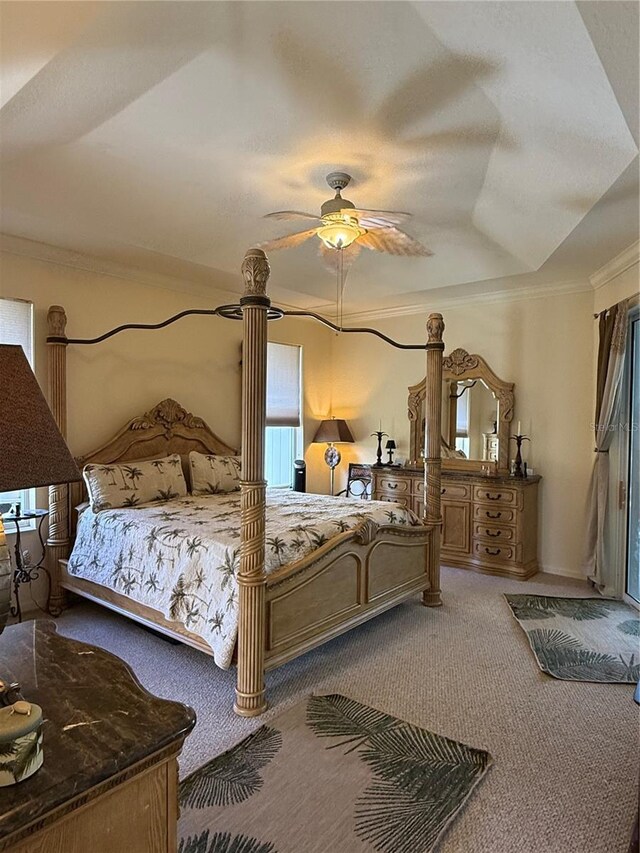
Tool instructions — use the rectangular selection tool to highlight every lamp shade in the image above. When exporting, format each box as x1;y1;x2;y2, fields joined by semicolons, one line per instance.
313;418;354;444
0;345;82;492
385;439;397;450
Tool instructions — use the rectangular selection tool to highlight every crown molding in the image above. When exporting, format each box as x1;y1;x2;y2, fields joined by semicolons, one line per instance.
335;278;593;324
0;233;243;302
589;240;640;290
0;232;598;322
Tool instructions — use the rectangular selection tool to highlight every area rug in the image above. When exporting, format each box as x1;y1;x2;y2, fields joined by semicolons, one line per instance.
178;693;492;853
505;594;640;683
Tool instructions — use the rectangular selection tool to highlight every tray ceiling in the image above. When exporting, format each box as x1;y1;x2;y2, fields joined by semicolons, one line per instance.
0;1;637;313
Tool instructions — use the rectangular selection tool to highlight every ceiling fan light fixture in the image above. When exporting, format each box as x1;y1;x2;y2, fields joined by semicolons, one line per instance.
317;214;365;250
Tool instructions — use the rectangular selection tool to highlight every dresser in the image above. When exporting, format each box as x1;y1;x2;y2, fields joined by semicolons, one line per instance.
373;468;540;579
0;620;196;853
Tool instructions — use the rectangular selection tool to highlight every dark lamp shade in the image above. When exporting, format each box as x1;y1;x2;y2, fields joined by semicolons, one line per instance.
313;418;354;444
0;345;82;491
385;440;397;450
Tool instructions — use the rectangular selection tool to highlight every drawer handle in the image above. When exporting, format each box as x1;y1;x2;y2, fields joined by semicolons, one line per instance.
441;488;446;495
388;483;398;490
485;547;501;555
486;511;502;519
486;529;501;537
486;493;502;501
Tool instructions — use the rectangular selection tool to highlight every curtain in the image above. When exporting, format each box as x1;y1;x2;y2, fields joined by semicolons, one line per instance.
583;300;628;594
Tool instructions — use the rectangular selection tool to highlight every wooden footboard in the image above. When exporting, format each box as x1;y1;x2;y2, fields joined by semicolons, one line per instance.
57;519;433;671
264;523;433;668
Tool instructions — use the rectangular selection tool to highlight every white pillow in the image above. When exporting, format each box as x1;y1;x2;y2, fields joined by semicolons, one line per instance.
83;454;188;512
189;452;241;495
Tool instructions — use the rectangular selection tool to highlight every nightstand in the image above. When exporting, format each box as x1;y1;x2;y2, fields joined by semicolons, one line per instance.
0;620;195;853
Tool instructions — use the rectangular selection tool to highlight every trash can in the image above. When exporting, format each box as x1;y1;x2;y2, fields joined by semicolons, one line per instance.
293;459;306;492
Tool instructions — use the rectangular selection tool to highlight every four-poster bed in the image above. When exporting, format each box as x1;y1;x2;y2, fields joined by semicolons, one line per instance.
45;248;445;717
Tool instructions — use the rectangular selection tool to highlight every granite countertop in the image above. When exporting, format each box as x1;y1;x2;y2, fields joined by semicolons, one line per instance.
0;620;196;845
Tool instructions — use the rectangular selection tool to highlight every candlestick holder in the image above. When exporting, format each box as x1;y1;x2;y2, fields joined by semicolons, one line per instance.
371;430;389;468
510;434;530;478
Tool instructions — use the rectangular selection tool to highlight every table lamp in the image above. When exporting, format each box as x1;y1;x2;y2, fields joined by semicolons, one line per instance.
385;439;397;465
0;344;82;785
313;418;354;495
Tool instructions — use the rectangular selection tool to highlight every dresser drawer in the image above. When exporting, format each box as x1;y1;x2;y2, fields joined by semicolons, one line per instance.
473;522;516;543
473;504;516;525
473;540;517;563
414;480;471;500
377;475;411;495
473;485;518;507
440;482;471;501
376;493;410;509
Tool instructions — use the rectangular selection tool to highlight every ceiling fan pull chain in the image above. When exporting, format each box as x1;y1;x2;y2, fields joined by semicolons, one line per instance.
339;248;345;330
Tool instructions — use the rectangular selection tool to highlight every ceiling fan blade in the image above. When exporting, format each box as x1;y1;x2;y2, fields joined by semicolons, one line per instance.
318;241;362;274
264;210;323;223
258;229;318;251
358;227;433;257
348;208;413;229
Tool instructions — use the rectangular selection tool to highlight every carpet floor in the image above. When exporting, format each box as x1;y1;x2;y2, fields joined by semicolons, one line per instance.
55;567;639;853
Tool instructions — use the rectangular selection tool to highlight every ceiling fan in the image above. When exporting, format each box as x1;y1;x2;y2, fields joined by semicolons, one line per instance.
260;172;432;272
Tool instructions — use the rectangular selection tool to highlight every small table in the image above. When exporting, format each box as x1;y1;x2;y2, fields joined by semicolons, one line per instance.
0;620;196;853
3;509;48;622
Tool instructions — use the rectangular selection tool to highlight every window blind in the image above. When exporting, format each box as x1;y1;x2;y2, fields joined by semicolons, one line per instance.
0;298;33;365
266;342;301;427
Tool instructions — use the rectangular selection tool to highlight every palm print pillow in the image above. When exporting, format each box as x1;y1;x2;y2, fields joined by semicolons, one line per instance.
83;454;188;512
189;452;241;495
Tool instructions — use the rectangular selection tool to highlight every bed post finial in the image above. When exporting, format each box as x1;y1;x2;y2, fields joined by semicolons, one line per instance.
426;312;444;345
423;312;444;608
46;305;70;616
241;247;271;298
235;249;271;718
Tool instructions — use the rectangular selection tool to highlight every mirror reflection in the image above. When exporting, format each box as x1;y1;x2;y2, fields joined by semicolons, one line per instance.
441;379;499;461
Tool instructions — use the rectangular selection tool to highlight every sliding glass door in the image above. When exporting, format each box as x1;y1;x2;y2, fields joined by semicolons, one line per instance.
626;312;639;603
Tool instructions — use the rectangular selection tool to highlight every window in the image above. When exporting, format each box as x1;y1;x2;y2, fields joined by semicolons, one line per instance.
0;298;35;521
265;343;302;487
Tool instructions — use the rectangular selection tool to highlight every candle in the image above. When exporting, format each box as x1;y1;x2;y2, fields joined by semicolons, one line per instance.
379;419;382;432
517;420;521;435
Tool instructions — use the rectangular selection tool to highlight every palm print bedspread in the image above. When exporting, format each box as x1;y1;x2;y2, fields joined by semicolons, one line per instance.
68;490;420;668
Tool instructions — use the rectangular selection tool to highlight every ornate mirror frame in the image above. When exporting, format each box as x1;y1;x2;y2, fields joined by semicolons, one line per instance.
408;348;515;474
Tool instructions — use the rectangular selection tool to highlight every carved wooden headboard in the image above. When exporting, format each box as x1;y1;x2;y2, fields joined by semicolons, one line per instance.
69;398;238;538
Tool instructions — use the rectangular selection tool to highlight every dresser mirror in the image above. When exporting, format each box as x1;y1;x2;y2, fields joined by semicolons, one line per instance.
408;348;515;474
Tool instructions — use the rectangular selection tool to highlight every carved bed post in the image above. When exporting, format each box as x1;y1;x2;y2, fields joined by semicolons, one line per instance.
235;248;270;717
46;306;71;615
423;312;444;607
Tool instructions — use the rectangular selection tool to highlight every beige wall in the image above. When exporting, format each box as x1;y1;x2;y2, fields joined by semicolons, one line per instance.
331;290;596;577
593;260;639;315
0;252;333;486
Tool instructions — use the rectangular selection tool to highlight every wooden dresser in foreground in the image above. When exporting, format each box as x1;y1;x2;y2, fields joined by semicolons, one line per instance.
373;468;541;579
0;620;195;853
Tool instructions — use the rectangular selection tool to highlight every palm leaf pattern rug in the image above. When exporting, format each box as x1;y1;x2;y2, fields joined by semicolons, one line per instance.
178;694;491;853
505;594;640;683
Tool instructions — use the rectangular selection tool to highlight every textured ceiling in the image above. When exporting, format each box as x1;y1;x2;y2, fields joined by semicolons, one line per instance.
0;1;638;313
